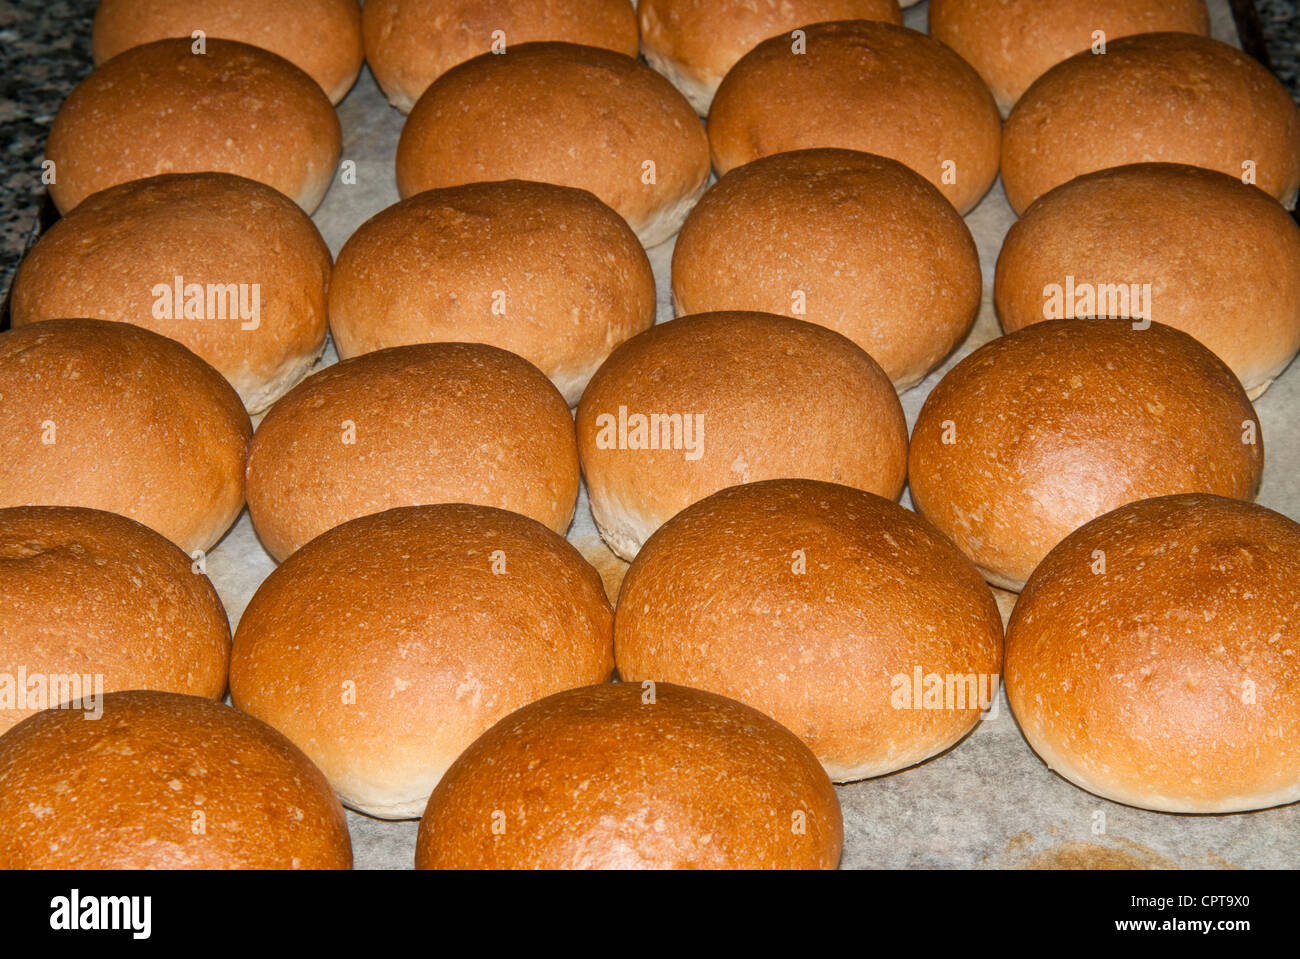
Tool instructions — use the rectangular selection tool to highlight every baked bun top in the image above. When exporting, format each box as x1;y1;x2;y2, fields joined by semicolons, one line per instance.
1001;33;1300;213
707;20;1002;214
12;172;332;413
575;311;908;560
0;319;251;554
246;342;580;561
0;691;351;868
929;0;1210;113
328;180;655;406
231;503;613;820
395;41;710;247
614;479;1004;782
0;505;230;735
909;319;1263;591
1006;494;1300;814
46;38;342;214
672;148;980;389
637;0;904;114
92;0;364;103
364;0;639;113
416;681;842;869
995;162;1300;399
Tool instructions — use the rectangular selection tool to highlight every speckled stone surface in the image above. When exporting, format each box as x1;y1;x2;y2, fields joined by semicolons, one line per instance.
0;0;1297;303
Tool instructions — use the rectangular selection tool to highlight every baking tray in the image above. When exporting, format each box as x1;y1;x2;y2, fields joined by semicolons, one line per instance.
4;0;1298;869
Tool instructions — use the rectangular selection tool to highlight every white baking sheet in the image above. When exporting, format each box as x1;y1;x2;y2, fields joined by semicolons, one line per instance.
202;0;1300;869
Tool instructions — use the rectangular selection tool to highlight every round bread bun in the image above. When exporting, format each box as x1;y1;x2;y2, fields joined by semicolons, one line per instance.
46;38;341;214
0;506;230;735
928;0;1210;114
416;681;842;868
231;504;614;820
1006;494;1300;814
395;42;710;247
909;319;1264;592
330;181;656;406
672;149;980;390
0;319;251;554
616;480;1003;782
637;0;903;115
246;342;579;562
364;0;639;114
91;0;364;104
575;311;908;561
707;20;1001;215
996;163;1300;400
11;173;331;413
1001;33;1300;214
0;691;350;868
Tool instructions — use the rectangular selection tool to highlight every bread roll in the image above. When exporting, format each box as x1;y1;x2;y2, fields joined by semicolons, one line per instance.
929;0;1210;114
909;320;1263;592
12;172;331;413
329;181;655;406
0;319;251;554
996;163;1300;399
672;149;980;389
231;504;614;820
364;0;639;113
707;20;1001;214
575;311;908;560
637;0;903;115
0;506;229;735
246;343;579;562
1006;494;1300;813
615;480;1003;782
46;38;341;214
92;0;364;104
416;682;842;868
395;42;710;246
0;691;350;868
1001;33;1300;214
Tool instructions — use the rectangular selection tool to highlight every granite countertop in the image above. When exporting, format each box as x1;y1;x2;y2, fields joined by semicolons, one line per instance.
1;0;1298;299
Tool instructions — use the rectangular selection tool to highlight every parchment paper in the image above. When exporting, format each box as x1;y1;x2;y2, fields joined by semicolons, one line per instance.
203;0;1300;869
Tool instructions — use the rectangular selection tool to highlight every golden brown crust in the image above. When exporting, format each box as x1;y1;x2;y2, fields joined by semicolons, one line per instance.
909;320;1264;592
614;480;1003;782
707;20;1002;214
46;38;342;214
395;42;710;246
672;149;980;389
1006;494;1300;813
0;319;252;554
575;311;908;561
1001;33;1300;214
0;691;351;868
0;506;230;735
91;0;364;103
637;0;903;114
929;0;1210;113
12;172;331;413
995;163;1300;398
364;0;639;112
246;342;580;562
329;180;656;406
231;505;614;820
416;681;842;868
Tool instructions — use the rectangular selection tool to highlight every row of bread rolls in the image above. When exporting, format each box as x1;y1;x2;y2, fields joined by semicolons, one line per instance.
4;0;1300;868
4;481;1298;867
0;311;1295;825
49;3;1300;226
14;155;1300;423
27;2;1300;414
